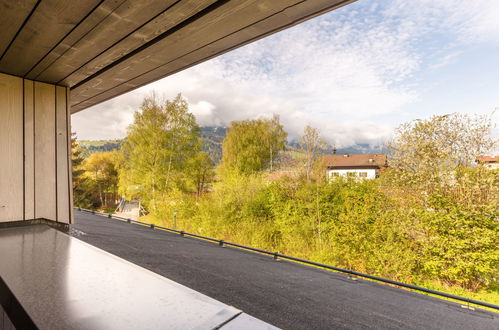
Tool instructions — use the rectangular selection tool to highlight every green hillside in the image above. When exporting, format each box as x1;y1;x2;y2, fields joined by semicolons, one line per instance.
78;140;122;158
77;127;387;161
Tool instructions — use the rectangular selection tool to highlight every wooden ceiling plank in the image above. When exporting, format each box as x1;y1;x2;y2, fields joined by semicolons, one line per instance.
25;0;126;80
70;0;299;100
0;0;102;78
70;0;353;113
61;0;218;87
0;0;39;58
35;0;180;83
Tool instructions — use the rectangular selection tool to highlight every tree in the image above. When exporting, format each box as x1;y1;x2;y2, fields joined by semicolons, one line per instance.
222;117;287;174
299;125;328;181
385;113;498;290
119;93;202;207
387;113;496;187
83;151;120;208
71;133;93;208
268;114;287;172
187;152;214;198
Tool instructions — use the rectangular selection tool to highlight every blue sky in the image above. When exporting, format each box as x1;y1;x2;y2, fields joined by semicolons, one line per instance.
73;0;499;148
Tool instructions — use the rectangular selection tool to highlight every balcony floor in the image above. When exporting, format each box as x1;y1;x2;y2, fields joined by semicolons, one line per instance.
72;210;498;330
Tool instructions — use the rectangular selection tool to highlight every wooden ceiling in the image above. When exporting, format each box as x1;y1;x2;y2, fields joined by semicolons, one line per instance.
0;0;354;113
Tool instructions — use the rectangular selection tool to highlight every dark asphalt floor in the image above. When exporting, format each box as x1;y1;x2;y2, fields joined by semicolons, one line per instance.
72;211;498;330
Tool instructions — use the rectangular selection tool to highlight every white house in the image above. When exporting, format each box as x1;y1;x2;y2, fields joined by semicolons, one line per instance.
476;156;499;170
325;154;387;180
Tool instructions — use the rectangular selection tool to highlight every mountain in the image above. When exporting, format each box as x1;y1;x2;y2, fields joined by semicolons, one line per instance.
76;127;228;162
200;126;227;164
77;126;387;162
286;141;388;155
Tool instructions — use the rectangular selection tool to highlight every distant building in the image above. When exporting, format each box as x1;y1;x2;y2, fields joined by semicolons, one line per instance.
476;156;499;170
325;154;388;180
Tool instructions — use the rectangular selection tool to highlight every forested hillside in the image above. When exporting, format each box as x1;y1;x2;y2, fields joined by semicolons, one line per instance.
200;126;226;164
78;128;387;162
79;140;121;158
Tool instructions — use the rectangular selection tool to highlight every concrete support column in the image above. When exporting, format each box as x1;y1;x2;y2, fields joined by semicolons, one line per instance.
0;72;72;224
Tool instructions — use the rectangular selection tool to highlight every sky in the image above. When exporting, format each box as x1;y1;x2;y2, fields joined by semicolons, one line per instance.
72;0;499;148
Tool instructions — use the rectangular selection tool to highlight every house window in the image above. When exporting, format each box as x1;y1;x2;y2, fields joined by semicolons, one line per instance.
359;172;367;178
347;172;357;177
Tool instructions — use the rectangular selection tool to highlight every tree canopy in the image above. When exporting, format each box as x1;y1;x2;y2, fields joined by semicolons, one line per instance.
83;151;120;208
119;93;211;207
387;113;496;187
221;116;287;174
299;125;329;181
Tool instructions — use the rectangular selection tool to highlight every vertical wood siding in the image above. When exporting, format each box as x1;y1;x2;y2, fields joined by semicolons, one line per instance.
24;80;35;220
0;72;71;223
0;74;23;221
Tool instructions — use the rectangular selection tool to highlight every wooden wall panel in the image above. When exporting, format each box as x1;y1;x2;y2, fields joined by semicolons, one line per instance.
56;86;70;223
0;72;72;224
24;80;35;220
67;91;74;224
34;82;57;221
0;74;23;222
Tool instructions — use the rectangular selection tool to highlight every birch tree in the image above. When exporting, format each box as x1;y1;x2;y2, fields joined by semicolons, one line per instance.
119;93;203;206
299;125;328;181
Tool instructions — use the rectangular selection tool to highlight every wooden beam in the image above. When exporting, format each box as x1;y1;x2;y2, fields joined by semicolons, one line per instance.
70;0;353;112
0;0;37;58
35;0;181;83
0;0;101;77
70;0;300;105
0;0;354;113
24;0;125;80
58;0;218;87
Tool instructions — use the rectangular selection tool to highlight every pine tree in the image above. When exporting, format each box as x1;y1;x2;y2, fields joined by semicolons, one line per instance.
71;133;93;207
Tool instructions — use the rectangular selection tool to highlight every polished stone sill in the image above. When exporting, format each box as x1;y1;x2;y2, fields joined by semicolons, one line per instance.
0;224;277;329
0;219;69;232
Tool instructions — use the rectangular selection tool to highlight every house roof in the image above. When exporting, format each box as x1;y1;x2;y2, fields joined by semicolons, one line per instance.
324;154;387;168
476;156;498;163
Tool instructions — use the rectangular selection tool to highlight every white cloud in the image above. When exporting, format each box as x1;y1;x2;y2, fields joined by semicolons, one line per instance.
72;0;499;147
